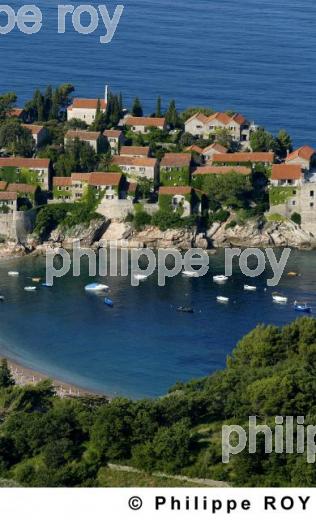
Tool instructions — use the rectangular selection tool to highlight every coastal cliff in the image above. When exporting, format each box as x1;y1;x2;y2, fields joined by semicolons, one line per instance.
101;218;315;251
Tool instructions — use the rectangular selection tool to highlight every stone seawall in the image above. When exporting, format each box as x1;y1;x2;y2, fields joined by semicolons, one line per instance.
0;210;36;243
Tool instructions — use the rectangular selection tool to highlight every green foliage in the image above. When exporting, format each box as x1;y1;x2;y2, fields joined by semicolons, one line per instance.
133;209;151;231
267;213;287;222
275;129;293;159
152;209;196;231
291;212;301;225
165;100;180;129
269;186;297;206
54;139;97;176
0;360;15;389
0;120;34;156
0;92;17;122
131;97;143;117
202;172;252;209
0;318;315;486
160;166;190;186
24;84;74;123
250;127;274;152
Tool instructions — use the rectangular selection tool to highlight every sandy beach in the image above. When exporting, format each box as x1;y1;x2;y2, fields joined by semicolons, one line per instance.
3;356;105;399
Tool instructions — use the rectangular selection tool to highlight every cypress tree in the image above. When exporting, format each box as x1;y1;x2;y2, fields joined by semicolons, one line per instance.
165;100;179;129
156;96;162;117
131;97;143;117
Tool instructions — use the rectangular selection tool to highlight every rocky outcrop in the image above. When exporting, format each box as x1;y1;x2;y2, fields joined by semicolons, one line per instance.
0;241;27;258
209;219;315;249
49;217;109;249
129;226;205;250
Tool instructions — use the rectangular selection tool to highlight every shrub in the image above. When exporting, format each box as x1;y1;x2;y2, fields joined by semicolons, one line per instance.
291;212;301;226
225;220;237;230
134;210;151;231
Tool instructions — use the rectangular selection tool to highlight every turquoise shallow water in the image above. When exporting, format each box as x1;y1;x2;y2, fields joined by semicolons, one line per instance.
1;0;316;147
0;250;315;398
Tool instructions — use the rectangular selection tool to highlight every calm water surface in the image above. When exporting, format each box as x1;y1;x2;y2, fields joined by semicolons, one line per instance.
0;250;315;398
1;0;316;146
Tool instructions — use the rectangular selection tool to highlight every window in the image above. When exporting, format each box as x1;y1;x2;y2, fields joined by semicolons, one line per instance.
293;190;296;195
310;191;314;197
292;201;296;206
310;202;314;208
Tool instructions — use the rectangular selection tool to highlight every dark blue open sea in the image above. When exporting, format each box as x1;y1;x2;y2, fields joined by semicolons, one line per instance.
1;0;316;147
0;250;315;398
1;1;316;397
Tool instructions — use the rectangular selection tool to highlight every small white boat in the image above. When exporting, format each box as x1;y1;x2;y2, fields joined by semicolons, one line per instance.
213;275;228;283
244;285;257;291
133;274;148;281
182;270;199;278
85;283;109;292
24;286;37;292
272;294;288;304
217;296;229;303
8;271;19;276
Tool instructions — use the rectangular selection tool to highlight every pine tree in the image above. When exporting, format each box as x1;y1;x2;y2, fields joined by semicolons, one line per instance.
0;359;15;388
131;97;143;117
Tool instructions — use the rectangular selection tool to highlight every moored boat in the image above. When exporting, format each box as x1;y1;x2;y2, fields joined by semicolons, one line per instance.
272;294;288;304
294;301;312;313
32;277;41;283
213;275;228;283
133;274;148;281
177;306;194;314
8;271;19;277
217;296;229;303
85;283;109;292
104;297;114;307
182;270;199;278
24;286;37;292
244;285;257;291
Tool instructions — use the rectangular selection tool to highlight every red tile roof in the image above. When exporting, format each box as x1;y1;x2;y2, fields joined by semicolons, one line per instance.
184;145;204;154
65;130;100;140
286;146;315;162
214;152;274;164
9;108;24;118
53;177;72;187
71;173;91;182
202;143;228;155
0;157;50;169
271;164;302;181
89;173;122;186
7;183;37;194
159;186;192;195
120;146;150;157
186;112;247;126
22;124;44;135
70;99;106;110
193;166;251;176
160;153;191;168
103;129;122;138
125;116;166;128
112;156;157;167
0;191;17;201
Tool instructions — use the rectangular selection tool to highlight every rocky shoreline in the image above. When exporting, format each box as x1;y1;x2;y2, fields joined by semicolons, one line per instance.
0;216;315;260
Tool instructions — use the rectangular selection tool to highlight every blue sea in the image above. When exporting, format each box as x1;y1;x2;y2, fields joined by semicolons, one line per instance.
1;0;316;147
1;0;316;398
0;250;315;398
